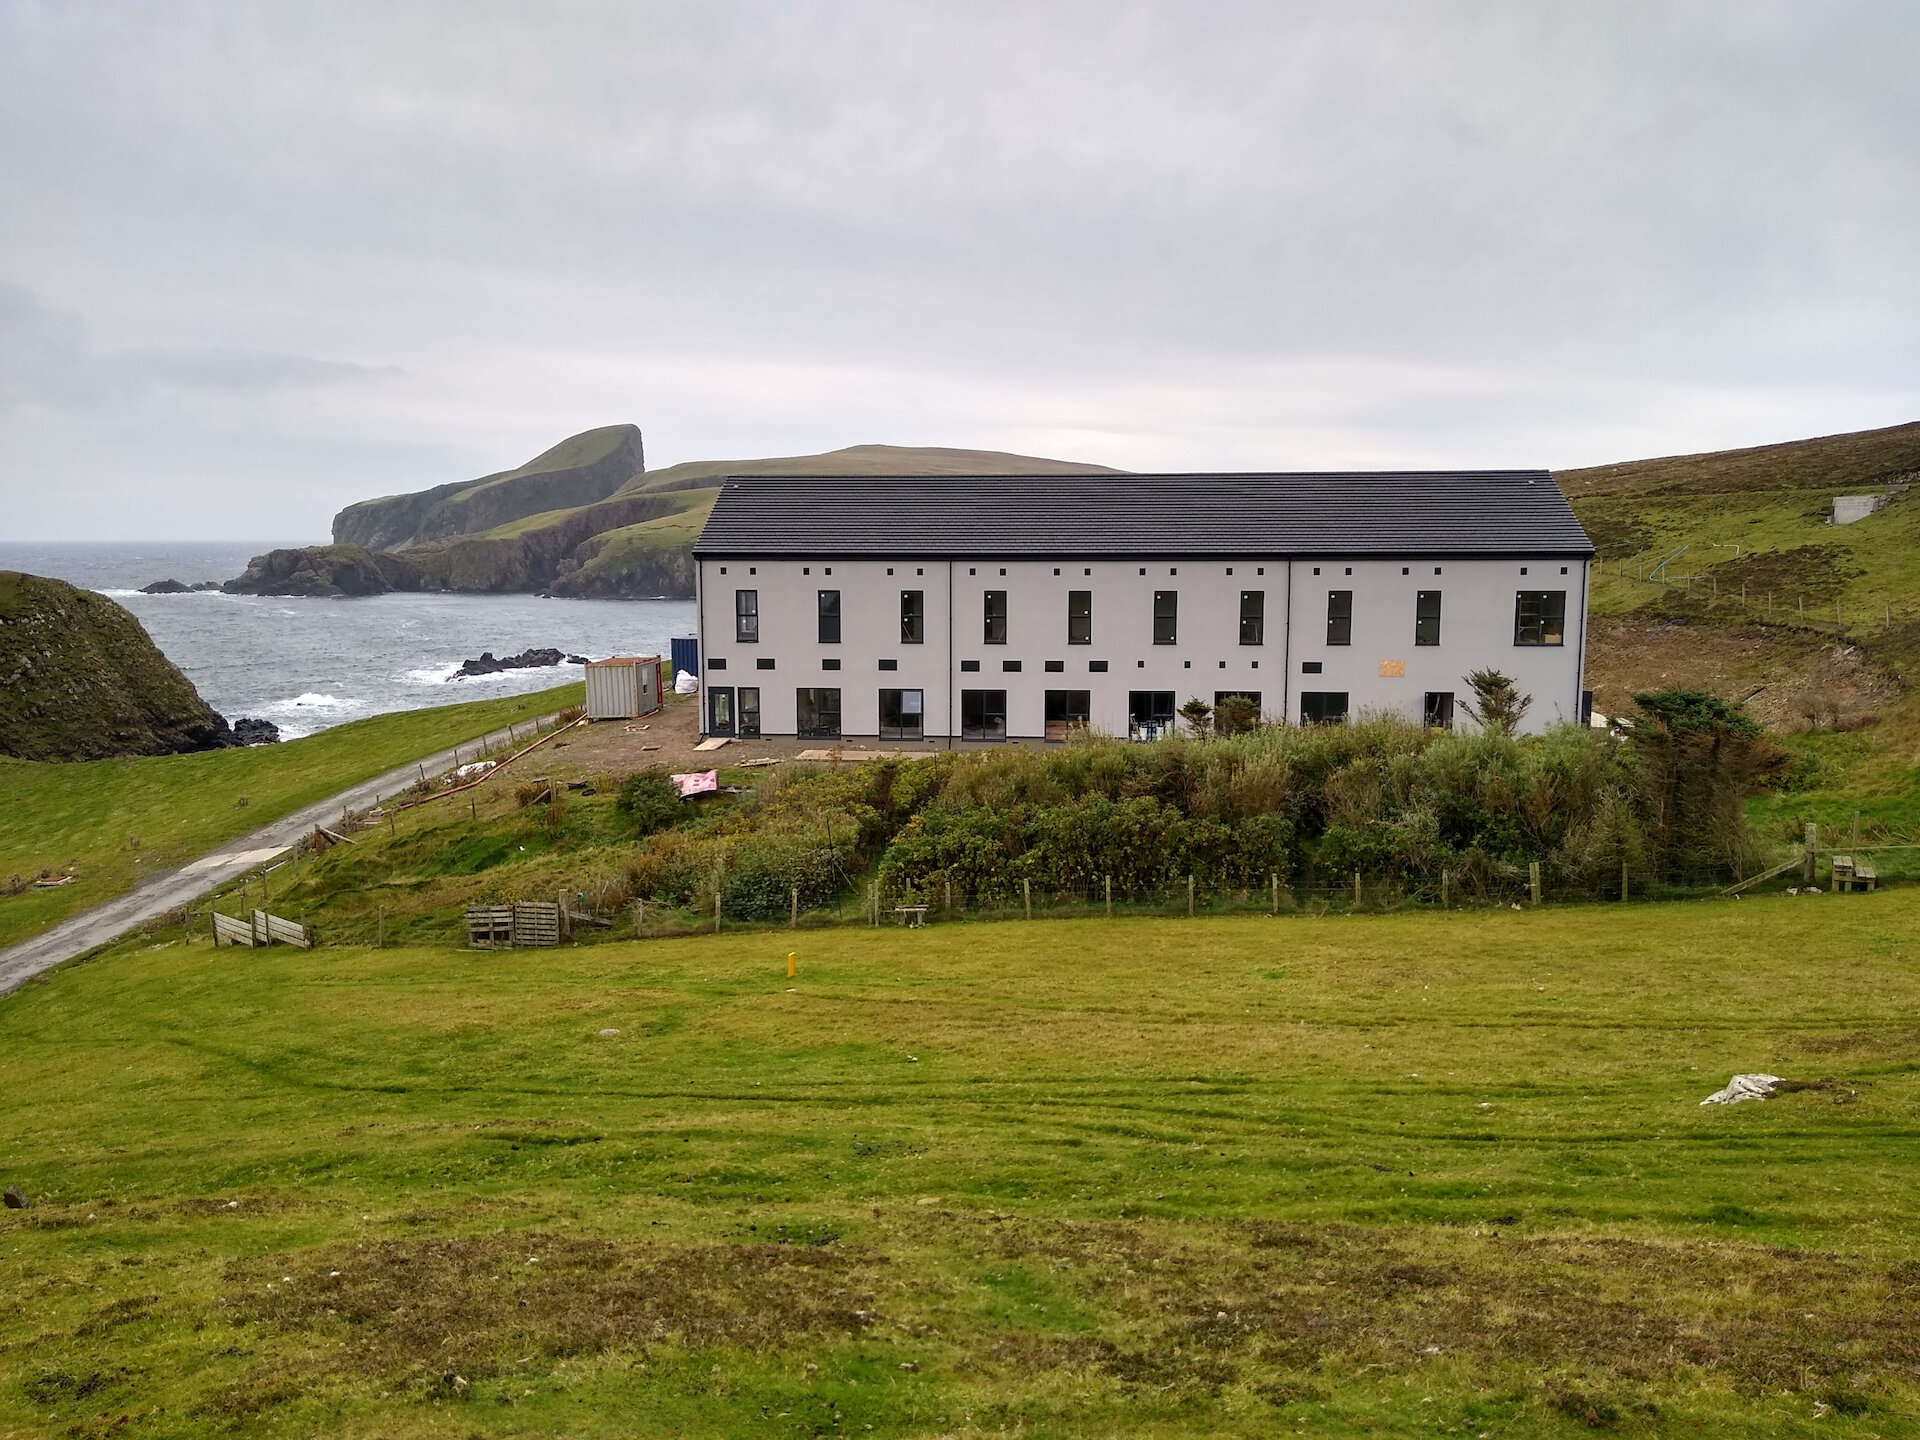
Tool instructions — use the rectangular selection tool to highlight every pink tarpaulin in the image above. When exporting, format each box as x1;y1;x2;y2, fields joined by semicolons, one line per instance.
672;770;718;798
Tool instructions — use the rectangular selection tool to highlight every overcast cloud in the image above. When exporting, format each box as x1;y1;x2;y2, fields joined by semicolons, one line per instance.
1;1;1915;540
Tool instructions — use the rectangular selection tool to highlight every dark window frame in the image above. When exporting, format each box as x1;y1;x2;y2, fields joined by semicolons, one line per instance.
1326;591;1353;646
795;686;842;738
983;590;1008;645
1044;689;1092;741
878;687;925;741
734;589;759;644
900;590;925;645
1514;590;1567;646
1423;690;1454;730
1153;590;1178;645
1415;590;1442;647
817;589;841;644
1067;590;1092;645
737;686;762;739
1299;691;1350;725
960;688;1007;741
1128;690;1177;742
1239;590;1265;645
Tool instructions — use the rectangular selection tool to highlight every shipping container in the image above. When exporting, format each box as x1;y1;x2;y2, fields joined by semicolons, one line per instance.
584;655;663;720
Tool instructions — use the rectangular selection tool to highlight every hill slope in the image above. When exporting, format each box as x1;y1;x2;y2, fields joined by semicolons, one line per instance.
230;433;1122;599
0;571;235;760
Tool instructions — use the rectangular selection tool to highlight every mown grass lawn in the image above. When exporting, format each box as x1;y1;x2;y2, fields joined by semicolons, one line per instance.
3;896;1918;1437
0;682;582;952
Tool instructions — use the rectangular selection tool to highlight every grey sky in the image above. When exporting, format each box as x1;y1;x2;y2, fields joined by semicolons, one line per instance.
1;1;1915;540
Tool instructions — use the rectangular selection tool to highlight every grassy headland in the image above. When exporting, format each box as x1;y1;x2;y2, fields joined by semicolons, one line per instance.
2;896;1916;1435
0;682;582;951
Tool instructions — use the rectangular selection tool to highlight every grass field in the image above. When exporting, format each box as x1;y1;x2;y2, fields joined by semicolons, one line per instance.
0;682;582;952
3;895;1917;1436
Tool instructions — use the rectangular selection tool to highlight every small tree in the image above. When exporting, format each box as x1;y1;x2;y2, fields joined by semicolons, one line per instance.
1629;688;1784;882
616;768;684;835
1179;697;1213;737
1213;694;1259;735
1461;668;1532;735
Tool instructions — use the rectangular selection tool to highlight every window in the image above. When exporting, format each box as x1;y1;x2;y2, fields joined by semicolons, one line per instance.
736;688;761;738
983;590;1008;644
900;590;925;644
1002;659;1022;672
878;688;924;740
1424;691;1454;730
1215;690;1261;710
1299;691;1349;724
796;688;841;738
1301;660;1322;674
961;689;1006;741
822;658;840;671
1326;591;1353;646
735;589;758;643
1044;690;1091;740
1088;660;1108;672
1514;590;1567;646
817;590;841;644
1067;590;1092;645
878;658;898;671
1239;591;1265;645
708;658;727;671
960;659;980;673
1129;690;1176;742
1044;660;1065;672
709;687;734;736
1153;590;1178;645
756;657;776;670
1214;691;1261;734
1415;591;1442;647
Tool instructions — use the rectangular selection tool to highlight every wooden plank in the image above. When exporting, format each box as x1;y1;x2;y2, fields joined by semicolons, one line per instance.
212;913;255;947
464;906;515;949
512;901;561;947
265;914;311;949
1720;854;1803;896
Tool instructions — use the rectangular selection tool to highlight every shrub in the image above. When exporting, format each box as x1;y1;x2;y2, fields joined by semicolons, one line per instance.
616;769;684;836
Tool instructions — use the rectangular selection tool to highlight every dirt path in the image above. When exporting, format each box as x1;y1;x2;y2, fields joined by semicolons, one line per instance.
0;710;567;996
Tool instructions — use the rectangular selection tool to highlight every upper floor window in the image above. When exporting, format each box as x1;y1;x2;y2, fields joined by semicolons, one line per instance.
900;590;925;644
1153;590;1178;645
1514;590;1566;646
817;589;841;644
983;590;1008;645
1414;590;1442;647
1239;590;1264;645
734;589;758;643
1067;590;1092;645
1326;590;1353;646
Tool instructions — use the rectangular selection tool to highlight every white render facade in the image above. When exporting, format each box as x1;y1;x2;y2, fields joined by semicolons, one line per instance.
690;472;1593;742
694;553;1589;741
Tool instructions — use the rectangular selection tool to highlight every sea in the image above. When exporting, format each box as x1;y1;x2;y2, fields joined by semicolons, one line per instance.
0;542;694;740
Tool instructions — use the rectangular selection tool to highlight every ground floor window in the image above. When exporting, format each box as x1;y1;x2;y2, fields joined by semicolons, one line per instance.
738;686;761;739
1213;691;1261;734
878;688;924;740
1044;689;1091;741
709;686;735;736
961;689;1007;741
1423;690;1454;730
796;687;842;738
1129;690;1176;741
1299;691;1349;724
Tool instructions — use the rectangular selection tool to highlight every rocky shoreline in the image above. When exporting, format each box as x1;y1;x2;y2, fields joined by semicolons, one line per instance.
447;648;576;680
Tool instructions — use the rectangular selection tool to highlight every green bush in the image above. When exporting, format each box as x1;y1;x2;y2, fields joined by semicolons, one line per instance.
615;768;684;836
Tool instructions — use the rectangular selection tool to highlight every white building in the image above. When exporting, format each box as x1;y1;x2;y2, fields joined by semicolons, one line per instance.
689;472;1592;742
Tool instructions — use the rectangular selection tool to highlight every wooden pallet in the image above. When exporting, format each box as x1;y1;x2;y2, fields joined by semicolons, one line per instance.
465;906;515;949
463;901;564;948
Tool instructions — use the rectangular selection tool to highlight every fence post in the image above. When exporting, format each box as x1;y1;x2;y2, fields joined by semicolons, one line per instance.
1105;874;1112;918
1441;869;1449;910
1803;822;1818;885
1352;870;1361;909
870;880;879;927
713;887;721;934
945;877;953;919
1187;874;1195;917
1023;878;1032;920
1529;861;1542;906
790;886;799;928
1620;856;1629;903
1270;871;1278;915
377;906;384;949
1852;810;1862;855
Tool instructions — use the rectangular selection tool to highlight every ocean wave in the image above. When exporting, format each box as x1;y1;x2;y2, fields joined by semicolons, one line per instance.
261;692;358;717
404;663;463;685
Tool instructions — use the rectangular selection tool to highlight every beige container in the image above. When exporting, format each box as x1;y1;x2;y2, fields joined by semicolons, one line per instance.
584;655;663;720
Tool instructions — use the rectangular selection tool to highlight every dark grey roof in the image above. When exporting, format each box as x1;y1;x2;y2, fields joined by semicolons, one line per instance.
692;471;1592;557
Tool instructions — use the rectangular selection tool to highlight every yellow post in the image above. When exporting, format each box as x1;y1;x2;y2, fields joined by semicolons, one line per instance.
787;951;796;978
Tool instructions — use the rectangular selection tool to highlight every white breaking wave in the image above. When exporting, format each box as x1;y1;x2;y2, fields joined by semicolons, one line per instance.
404;663;463;685
263;692;357;715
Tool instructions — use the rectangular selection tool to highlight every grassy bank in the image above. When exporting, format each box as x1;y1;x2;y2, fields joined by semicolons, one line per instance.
0;682;582;951
3;896;1917;1435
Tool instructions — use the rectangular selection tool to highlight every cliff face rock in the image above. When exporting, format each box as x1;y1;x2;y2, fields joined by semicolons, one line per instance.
0;571;238;760
223;544;424;598
333;425;644;551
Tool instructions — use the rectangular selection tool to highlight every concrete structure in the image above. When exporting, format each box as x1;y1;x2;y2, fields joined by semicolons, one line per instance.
689;472;1592;741
583;655;662;720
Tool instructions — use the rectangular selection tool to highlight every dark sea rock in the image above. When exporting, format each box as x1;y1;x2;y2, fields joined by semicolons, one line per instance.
223;544;422;598
228;717;282;746
140;578;193;594
448;647;566;680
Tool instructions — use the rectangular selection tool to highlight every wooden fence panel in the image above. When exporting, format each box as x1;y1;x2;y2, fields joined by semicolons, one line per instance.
465;906;515;949
265;914;312;948
512;902;562;947
212;913;255;947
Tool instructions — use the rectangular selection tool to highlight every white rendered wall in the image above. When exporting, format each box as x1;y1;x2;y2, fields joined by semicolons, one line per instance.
696;555;1586;738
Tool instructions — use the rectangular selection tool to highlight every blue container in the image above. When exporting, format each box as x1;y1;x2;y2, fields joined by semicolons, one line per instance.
670;635;699;678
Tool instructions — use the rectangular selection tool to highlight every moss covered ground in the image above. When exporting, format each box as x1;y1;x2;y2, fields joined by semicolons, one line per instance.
0;683;582;952
3;895;1918;1436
